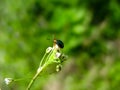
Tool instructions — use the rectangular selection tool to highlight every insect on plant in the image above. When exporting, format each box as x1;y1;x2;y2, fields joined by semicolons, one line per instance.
26;38;67;90
4;37;67;90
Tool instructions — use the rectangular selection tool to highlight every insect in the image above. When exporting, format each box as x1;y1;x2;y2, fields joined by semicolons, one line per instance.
47;34;64;49
53;39;64;49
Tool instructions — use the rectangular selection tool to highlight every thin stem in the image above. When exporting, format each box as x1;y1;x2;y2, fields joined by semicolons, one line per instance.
14;77;31;82
26;67;44;90
26;48;57;90
44;49;54;64
39;53;47;67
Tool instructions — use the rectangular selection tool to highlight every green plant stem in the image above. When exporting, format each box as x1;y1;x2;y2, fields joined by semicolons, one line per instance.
44;49;54;64
39;53;47;67
14;77;31;82
26;66;44;90
26;48;57;90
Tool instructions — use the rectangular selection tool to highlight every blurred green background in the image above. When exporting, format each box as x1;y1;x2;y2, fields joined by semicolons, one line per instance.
0;0;120;90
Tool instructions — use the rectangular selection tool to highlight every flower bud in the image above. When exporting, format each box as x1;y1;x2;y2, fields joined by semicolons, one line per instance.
4;78;13;85
56;64;62;72
46;47;53;53
54;52;61;60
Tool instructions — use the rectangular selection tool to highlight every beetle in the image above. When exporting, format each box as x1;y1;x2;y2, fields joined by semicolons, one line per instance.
53;39;64;49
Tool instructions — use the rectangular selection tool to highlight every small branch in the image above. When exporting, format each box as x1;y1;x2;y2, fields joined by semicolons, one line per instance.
26;46;65;90
39;53;47;67
26;67;43;90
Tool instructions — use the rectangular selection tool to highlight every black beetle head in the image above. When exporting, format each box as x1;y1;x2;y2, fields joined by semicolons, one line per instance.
54;40;64;48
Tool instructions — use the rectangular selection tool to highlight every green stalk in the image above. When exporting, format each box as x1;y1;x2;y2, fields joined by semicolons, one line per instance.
26;66;44;90
26;48;57;90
